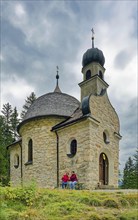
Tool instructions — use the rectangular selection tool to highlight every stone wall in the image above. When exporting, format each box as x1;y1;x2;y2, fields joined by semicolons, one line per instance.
57;119;91;188
89;93;121;188
9;143;21;186
18;117;64;188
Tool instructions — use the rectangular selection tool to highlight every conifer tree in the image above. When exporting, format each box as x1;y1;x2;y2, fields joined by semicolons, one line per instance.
0;103;20;184
10;107;20;140
122;156;136;189
0;115;13;184
21;92;37;119
1;103;13;143
133;150;138;188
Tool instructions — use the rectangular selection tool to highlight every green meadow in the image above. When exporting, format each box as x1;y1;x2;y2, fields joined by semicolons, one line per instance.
0;184;137;220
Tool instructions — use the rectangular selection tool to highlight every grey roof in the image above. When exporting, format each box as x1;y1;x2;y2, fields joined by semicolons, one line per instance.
22;92;80;122
82;47;105;67
7;138;22;149
52;107;85;130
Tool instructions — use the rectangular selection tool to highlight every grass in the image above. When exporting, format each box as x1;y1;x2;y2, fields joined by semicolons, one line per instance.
0;185;137;220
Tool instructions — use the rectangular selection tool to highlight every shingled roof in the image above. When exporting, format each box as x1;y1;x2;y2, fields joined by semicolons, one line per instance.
22;92;80;121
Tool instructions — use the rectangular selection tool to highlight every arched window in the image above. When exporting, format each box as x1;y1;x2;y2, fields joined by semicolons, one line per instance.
67;139;77;158
99;70;103;80
28;139;33;162
86;70;91;80
103;131;110;144
70;139;77;155
14;154;19;168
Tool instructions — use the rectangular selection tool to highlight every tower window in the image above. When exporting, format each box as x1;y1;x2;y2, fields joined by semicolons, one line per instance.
103;131;110;144
99;71;103;79
67;139;77;158
28;139;33;162
14;154;19;168
86;70;91;80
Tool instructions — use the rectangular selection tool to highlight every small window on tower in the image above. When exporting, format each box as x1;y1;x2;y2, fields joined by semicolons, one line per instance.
86;70;91;80
103;131;110;144
99;71;103;80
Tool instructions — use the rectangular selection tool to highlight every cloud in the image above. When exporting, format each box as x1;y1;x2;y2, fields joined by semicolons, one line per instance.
1;74;35;112
114;49;133;70
15;3;26;17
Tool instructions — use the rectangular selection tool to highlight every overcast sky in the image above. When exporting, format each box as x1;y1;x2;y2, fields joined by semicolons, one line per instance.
0;0;137;172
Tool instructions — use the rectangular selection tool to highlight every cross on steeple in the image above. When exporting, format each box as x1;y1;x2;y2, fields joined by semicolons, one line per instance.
56;66;59;86
54;66;61;93
91;28;95;48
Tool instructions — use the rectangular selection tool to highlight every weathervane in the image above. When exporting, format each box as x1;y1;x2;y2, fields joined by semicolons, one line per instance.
91;28;95;48
56;66;59;86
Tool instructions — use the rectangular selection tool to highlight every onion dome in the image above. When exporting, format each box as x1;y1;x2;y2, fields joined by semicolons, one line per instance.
82;29;105;67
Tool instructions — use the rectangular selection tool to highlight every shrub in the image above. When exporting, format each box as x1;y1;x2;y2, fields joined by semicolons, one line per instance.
119;198;129;207
103;199;119;208
124;194;138;206
119;209;138;220
88;213;101;220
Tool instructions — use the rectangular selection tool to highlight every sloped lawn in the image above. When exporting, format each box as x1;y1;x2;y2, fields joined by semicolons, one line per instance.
0;184;137;220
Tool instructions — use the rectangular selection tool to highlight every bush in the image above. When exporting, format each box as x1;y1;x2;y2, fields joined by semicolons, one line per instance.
103;199;119;208
119;209;138;220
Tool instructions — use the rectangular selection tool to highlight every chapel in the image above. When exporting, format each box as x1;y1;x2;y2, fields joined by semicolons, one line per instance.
8;32;122;189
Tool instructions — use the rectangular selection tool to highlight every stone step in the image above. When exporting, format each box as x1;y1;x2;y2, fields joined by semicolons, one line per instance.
95;185;115;190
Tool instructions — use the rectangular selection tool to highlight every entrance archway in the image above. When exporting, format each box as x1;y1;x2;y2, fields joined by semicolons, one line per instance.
99;153;109;185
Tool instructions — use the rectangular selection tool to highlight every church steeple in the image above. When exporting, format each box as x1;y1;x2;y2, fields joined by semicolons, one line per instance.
79;30;108;100
54;66;62;93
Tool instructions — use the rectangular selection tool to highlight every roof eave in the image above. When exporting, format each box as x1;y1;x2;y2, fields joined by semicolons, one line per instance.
51;114;91;131
7;138;22;150
17;114;69;133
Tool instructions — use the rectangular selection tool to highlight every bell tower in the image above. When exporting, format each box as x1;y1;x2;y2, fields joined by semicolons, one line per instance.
79;29;108;101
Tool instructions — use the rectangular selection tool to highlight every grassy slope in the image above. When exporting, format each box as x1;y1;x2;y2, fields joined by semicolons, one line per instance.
0;185;137;220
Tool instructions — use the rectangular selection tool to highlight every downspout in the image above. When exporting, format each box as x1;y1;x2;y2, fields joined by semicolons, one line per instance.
19;142;23;184
55;131;59;188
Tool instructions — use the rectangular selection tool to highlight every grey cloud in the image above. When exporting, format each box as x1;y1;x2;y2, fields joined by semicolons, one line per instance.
114;49;133;70
119;97;137;170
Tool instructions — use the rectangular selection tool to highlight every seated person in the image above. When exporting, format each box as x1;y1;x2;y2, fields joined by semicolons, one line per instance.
69;171;78;189
61;172;69;189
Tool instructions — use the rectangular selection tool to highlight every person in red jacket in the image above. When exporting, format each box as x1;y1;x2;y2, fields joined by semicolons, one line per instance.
61;172;70;189
69;171;78;189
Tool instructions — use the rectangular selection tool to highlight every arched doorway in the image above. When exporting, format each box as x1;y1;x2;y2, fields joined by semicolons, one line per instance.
99;153;109;185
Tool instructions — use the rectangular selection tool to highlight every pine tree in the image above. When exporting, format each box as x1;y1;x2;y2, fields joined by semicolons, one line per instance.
0;116;7;178
0;115;13;185
10;107;20;140
1;103;13;144
21;92;37;119
133;150;138;188
122;157;136;189
0;103;20;185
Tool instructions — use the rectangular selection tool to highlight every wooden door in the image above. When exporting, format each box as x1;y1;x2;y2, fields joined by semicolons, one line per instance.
99;153;108;185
